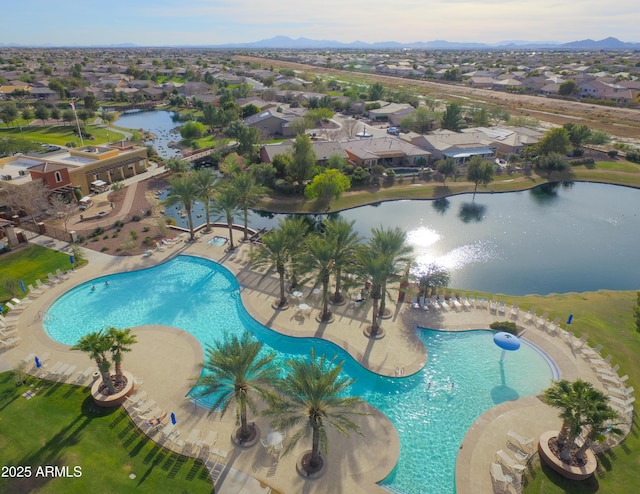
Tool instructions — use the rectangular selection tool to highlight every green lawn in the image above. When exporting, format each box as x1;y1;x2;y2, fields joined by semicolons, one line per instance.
0;124;127;146
0;244;85;304
0;372;213;494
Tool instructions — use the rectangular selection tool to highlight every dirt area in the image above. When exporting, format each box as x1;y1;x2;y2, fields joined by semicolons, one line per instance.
235;55;640;142
75;177;172;256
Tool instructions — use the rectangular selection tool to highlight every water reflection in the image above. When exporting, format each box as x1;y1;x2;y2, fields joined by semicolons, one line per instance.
458;202;486;223
432;197;450;215
528;181;573;205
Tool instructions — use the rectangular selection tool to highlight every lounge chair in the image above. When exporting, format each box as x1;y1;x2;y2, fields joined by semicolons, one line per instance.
489;299;498;313
461;297;471;310
581;343;603;359
570;333;589;351
5;302;25;313
451;296;462;311
47;273;62;285
545;317;560;335
39;361;63;379
609;396;635;408
590;354;613;371
497;301;506;316
138;407;163;422
509;304;519;320
132;400;157;416
205;455;226;484
142;250;153;257
36;279;50;290
496;449;526;478
75;366;95;384
490;463;510;494
507;430;534;455
523;308;536;324
0;328;18;338
27;284;44;296
183;429;202;454
198;430;219;458
429;297;441;311
438;296;450;311
606;386;634;399
55;268;70;280
21;353;36;368
535;312;549;329
0;336;21;349
159;422;179;442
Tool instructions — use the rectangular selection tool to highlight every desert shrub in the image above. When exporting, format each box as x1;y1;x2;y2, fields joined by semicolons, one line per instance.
146;209;152;216
100;246;109;252
102;234;109;240
129;231;139;240
131;215;141;222
112;232;119;238
142;226;150;232
143;236;154;246
114;220;125;228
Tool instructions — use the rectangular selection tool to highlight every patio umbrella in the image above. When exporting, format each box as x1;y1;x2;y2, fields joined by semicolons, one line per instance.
170;412;176;425
35;357;41;368
20;280;26;292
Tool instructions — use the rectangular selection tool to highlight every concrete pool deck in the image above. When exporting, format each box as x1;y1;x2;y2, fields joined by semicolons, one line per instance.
0;229;625;494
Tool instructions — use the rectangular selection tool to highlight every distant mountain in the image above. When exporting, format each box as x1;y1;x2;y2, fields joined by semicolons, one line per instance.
210;35;640;50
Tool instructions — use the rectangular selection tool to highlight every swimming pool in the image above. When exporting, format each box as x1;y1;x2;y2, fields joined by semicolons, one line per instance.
44;255;554;493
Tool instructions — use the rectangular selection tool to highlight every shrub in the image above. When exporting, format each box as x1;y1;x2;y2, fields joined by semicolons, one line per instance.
142;226;150;232
102;234;109;240
145;209;152;216
90;227;104;238
143;236;154;246
112;232;119;238
114;220;125;228
100;246;109;252
489;321;518;335
131;215;141;222
607;150;619;159
129;231;139;240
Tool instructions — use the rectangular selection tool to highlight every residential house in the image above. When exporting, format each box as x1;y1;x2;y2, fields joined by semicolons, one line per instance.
341;136;429;168
243;108;298;137
411;130;497;164
259;140;348;166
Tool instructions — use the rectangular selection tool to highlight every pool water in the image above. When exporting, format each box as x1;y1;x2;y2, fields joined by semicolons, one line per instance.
44;255;553;493
208;236;228;246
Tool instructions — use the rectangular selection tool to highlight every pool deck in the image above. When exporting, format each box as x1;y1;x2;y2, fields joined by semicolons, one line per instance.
1;229;627;494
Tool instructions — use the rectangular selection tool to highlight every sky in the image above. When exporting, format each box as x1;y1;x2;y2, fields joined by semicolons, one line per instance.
2;0;639;46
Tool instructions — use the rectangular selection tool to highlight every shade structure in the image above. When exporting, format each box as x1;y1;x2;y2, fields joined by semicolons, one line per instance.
493;332;521;351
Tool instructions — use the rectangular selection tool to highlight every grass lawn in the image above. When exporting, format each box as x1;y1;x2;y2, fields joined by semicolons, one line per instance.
0;372;213;494
0;244;86;305
0;124;127;146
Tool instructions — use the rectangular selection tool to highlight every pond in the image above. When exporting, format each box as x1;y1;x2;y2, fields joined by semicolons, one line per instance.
116;110;184;159
162;181;640;296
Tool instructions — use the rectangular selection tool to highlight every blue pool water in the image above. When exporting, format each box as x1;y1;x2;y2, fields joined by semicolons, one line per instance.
44;255;553;493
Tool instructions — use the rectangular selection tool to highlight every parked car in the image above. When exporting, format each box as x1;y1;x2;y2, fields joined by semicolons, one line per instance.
387;126;400;136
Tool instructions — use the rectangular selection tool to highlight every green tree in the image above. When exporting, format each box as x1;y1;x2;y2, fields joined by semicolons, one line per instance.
72;330;115;394
416;263;450;299
436;157;458;185
21;108;33;121
180;121;206;141
230;171;267;241
368;82;385;101
210;185;241;250
0;102;18;126
282;216;310;291
100;110;117;127
62;109;75;126
411;107;439;133
289;133;317;183
304;169;351;207
108;327;137;386
263;350;366;474
164;158;189;174
236;125;262;158
194;168;220;233
354;246;388;335
34;105;50;125
325;154;347;171
537;127;572;156
558;80;579;96
195;332;277;443
84;93;98;111
563;123;592;152
163;171;200;241
440;103;463;131
469;107;490;127
536;152;569;179
466;156;495;198
325;217;360;304
544;379;618;461
202;103;219;131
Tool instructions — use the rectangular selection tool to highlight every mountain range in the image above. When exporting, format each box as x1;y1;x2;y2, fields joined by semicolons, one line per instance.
1;36;639;50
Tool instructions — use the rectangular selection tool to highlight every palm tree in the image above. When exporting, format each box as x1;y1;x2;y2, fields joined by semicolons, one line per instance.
230;172;267;242
163;171;200;241
281;216;309;291
72;330;115;394
544;379;619;461
300;233;337;321
324;218;360;304
416;263;450;299
249;227;290;308
210;186;241;250
195;333;277;443
355;245;389;336
108;327;137;386
370;227;414;319
263;349;366;474
194;168;219;232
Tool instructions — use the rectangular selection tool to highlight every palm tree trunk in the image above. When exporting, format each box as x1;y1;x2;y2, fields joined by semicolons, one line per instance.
240;402;249;439
310;421;321;468
277;266;287;307
378;280;387;318
186;208;195;241
204;198;211;232
321;277;331;321
227;215;235;250
332;267;343;303
371;297;380;335
99;359;115;394
243;208;249;242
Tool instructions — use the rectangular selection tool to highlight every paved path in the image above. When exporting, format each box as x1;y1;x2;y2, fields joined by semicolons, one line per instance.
1;229;630;494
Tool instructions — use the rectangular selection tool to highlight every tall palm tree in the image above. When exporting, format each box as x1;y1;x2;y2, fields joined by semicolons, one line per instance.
355;245;389;336
230;171;267;241
249;227;290;308
324;217;360;304
195;332;277;443
210;186;241;250
194;168;220;232
72;330;115;394
108;326;137;386
300;233;337;321
370;227;414;318
163;171;200;241
263;349;366;473
281;216;309;290
544;379;619;461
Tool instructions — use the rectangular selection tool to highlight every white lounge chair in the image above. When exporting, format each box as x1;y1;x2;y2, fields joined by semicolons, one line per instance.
496;449;526;478
451;297;462;311
61;365;77;381
510;304;519;320
55;268;70;280
0;336;21;349
27;284;44;296
198;430;219;458
581;343;602;359
47;273;62;285
36;279;50;290
535;312;549;329
570;333;589;351
497;301;506;316
507;430;535;455
132;400;157;416
5;302;25;313
438;296;450;311
0;327;18;338
75;366;95;384
490;462;509;494
523;308;536;324
461;297;471;310
183;428;202;454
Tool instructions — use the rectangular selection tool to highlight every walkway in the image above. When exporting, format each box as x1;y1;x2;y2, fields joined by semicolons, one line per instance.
0;229;632;494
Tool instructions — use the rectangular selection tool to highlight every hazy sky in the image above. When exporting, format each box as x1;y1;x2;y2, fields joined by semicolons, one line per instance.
2;0;638;46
